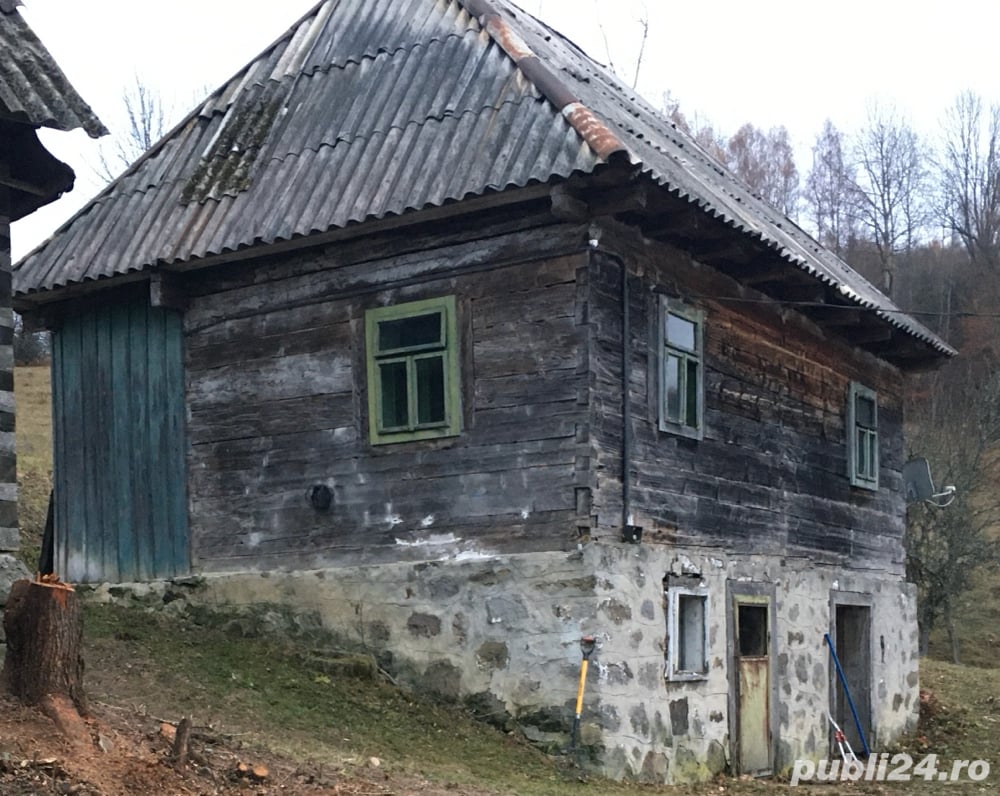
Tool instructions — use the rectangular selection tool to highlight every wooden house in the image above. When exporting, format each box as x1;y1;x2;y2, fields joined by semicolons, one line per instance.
0;0;105;581
13;0;953;782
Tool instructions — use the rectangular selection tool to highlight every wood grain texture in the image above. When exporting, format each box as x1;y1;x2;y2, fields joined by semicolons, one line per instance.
185;232;591;570
586;227;908;573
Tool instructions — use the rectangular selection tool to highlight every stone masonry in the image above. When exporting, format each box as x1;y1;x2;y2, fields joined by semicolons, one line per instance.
85;542;919;783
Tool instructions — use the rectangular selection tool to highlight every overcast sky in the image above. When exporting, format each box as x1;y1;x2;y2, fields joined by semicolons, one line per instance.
13;0;1000;260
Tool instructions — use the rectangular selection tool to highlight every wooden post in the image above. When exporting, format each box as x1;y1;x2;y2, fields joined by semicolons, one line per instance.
2;576;87;716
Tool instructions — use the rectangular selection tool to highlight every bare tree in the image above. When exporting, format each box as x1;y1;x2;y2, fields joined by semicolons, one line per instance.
592;0;650;90
938;91;1000;271
906;362;1000;662
95;76;169;183
726;123;799;216
851;104;929;297
663;93;727;163
804;119;857;256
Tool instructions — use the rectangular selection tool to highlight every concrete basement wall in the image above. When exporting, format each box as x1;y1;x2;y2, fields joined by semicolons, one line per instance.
85;542;919;784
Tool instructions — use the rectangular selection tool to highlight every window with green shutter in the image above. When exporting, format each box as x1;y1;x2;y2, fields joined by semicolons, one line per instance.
365;296;461;444
659;297;704;439
848;382;878;490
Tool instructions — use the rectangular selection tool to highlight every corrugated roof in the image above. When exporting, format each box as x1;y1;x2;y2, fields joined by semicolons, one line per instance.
12;0;952;359
0;4;107;136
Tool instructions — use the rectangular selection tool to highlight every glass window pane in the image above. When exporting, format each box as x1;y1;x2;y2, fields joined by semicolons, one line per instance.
738;605;768;657
667;313;696;351
856;428;869;477
416;356;446;425
866;431;878;479
379;361;409;429
378;312;442;351
856;394;875;427
664;355;681;421
684;360;699;427
677;594;706;672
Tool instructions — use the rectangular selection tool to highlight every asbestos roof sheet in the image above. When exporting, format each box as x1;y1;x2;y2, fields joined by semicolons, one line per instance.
0;4;107;136
13;0;951;358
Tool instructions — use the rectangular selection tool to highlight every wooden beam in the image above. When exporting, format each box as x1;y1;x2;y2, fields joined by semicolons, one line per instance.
549;185;589;221
847;325;895;344
587;182;650;216
807;306;864;326
149;273;188;311
742;264;814;286
0;175;48;197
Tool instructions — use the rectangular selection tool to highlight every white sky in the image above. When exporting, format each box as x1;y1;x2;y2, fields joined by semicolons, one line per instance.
12;0;1000;260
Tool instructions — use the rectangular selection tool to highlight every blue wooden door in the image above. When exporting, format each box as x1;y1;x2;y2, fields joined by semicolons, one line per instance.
51;295;188;582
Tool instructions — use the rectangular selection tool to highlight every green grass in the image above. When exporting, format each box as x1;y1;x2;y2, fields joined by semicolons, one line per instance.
82;603;650;796
14;365;52;572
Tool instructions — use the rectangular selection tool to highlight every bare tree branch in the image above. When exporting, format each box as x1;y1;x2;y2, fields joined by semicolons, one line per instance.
94;75;170;184
938;91;1000;270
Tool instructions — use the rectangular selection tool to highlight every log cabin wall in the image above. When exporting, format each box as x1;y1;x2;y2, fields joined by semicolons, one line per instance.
0;178;14;554
183;213;594;572
587;224;907;574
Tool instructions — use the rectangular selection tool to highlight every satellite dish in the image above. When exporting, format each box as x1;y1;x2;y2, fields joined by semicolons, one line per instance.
902;458;957;507
902;458;934;503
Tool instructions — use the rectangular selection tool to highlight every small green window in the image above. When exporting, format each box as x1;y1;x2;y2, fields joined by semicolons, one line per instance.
366;296;461;444
847;382;878;490
659;297;704;439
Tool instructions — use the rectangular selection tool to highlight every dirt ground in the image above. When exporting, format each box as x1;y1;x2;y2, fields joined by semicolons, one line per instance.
0;692;502;796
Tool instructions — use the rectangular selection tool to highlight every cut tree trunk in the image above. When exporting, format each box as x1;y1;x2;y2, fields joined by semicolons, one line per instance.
2;576;87;715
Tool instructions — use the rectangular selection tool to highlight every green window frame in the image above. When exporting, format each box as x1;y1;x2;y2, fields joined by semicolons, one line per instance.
365;296;461;445
659;296;704;439
848;381;878;490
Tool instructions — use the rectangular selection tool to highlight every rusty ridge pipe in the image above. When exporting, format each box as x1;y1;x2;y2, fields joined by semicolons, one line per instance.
457;0;628;161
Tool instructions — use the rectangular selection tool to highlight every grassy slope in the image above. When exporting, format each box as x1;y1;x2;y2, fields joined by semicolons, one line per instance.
14;365;52;572
13;365;1000;793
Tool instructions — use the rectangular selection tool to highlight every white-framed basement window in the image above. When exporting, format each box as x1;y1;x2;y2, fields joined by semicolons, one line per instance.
666;586;709;681
847;381;878;490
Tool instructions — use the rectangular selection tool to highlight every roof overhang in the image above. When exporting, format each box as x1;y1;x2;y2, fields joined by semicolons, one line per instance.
0;119;75;220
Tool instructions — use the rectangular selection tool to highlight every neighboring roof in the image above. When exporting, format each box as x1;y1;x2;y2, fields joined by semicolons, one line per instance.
13;0;953;361
0;2;107;136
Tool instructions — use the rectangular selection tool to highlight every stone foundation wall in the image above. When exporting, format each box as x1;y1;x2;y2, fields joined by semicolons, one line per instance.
85;543;919;783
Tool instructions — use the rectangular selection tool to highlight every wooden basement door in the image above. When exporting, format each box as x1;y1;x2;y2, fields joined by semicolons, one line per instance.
735;598;772;775
51;296;189;583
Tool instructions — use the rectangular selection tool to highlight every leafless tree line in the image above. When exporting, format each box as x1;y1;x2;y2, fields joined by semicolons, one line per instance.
667;92;1000;305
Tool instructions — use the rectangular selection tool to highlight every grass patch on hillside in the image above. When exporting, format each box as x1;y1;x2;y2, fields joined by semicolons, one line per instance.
14;365;52;572
82;603;644;796
927;568;1000;668
81;603;1000;796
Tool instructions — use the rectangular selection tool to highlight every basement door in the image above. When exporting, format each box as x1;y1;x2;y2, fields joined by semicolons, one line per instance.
51;293;189;583
731;592;774;776
831;600;872;755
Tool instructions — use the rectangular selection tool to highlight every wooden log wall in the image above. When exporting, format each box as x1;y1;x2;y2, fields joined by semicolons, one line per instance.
0;179;16;554
184;215;593;571
587;226;908;574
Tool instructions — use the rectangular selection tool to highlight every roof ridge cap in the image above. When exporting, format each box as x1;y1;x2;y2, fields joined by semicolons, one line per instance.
457;0;628;161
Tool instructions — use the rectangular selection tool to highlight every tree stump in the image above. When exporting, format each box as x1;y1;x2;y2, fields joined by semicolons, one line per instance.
2;576;87;716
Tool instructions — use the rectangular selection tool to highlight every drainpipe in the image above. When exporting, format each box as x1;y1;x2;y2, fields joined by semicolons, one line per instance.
589;236;639;544
621;255;632;537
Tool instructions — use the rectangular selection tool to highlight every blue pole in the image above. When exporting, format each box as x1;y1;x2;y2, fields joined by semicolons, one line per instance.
824;632;871;756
